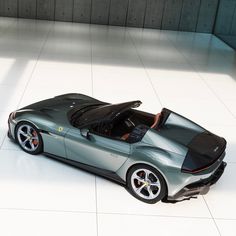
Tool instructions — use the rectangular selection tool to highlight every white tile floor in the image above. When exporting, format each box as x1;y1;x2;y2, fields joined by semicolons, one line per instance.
0;17;236;236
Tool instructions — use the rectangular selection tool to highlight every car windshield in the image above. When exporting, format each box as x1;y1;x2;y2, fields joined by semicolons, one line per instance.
71;101;141;128
71;104;103;126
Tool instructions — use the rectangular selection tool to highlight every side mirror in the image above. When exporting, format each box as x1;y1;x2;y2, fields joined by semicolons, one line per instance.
80;128;90;139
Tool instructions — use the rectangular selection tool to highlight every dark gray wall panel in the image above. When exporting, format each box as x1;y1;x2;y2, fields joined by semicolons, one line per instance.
162;0;183;30
0;0;17;17
144;0;165;29
214;0;236;34
1;0;236;43
91;0;110;25
0;1;3;15
231;8;236;35
73;0;92;23
55;0;73;22
37;0;55;20
109;0;128;26
127;0;146;27
196;0;218;33
18;0;37;19
217;35;236;48
215;0;236;49
179;0;200;32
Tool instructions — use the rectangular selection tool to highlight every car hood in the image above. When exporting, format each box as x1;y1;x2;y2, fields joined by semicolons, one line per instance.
22;94;103;112
18;93;105;124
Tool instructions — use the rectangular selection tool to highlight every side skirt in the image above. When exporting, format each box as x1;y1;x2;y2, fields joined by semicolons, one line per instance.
44;153;126;185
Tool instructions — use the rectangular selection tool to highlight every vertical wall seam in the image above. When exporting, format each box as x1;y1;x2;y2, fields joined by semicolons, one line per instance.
161;0;168;30
72;0;75;22
159;0;165;29
212;0;221;34
125;0;130;27
142;0;148;28
195;0;202;32
17;0;19;18
35;0;38;19
160;0;166;30
90;0;93;24
178;0;184;31
33;0;36;19
89;0;92;24
53;0;55;21
178;0;184;30
107;0;112;25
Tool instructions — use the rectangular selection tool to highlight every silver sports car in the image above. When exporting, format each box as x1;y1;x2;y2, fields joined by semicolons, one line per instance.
8;93;227;204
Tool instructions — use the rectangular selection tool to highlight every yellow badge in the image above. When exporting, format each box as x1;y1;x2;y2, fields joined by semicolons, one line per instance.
58;127;64;132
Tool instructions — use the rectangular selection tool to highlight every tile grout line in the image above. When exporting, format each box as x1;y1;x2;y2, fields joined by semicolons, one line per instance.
96;211;213;220
203;196;222;236
98;212;236;221
0;207;95;214
0;22;53;150
1;206;233;220
127;30;163;107
95;176;99;236
214;217;236;221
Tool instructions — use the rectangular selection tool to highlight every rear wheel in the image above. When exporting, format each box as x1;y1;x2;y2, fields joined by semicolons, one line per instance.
15;122;43;155
127;164;167;204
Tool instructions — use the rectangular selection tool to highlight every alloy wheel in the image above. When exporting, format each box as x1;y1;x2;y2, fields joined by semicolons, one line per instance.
131;168;161;200
17;124;39;152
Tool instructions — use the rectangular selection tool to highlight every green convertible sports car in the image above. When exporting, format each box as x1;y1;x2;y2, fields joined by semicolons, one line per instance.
8;93;227;204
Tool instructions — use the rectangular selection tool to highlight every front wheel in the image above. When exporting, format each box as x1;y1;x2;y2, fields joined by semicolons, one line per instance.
15;122;43;155
127;164;167;204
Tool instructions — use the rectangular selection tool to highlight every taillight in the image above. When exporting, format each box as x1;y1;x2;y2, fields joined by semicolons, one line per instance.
182;165;213;174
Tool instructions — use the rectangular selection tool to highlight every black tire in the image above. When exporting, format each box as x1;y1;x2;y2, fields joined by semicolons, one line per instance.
127;164;167;204
15;121;43;155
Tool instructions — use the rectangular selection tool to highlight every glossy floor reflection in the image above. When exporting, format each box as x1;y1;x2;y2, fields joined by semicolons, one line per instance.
0;17;236;236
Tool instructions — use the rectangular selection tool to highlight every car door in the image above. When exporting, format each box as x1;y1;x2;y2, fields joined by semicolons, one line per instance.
64;127;131;172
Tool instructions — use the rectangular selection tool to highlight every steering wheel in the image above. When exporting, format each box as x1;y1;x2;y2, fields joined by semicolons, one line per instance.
98;122;113;136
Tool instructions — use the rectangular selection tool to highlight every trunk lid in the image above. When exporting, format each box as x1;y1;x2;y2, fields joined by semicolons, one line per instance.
182;132;226;173
157;108;227;173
